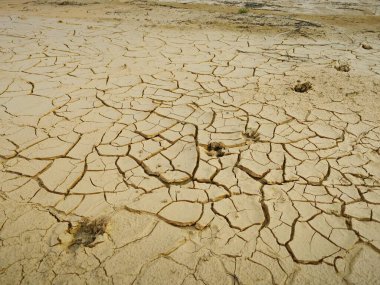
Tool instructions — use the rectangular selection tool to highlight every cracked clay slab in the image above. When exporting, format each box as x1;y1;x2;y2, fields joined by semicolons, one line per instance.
0;0;380;284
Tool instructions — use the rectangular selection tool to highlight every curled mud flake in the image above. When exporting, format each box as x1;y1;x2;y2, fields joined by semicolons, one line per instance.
362;43;373;50
206;142;226;157
69;217;108;248
243;128;260;141
335;63;350;72
294;81;312;93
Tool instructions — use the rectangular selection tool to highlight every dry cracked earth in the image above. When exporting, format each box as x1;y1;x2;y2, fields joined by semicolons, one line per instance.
0;0;380;284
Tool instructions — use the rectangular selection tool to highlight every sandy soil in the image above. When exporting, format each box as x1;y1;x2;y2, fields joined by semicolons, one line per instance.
0;0;380;284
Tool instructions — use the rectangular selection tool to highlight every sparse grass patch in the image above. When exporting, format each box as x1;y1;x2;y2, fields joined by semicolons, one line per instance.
238;8;249;14
56;1;99;5
57;1;84;5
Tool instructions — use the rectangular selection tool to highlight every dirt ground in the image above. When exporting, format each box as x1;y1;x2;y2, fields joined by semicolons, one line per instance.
0;0;379;284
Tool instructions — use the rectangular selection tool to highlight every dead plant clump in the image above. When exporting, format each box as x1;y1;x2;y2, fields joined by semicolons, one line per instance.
207;142;226;157
69;217;108;248
294;81;312;93
335;63;350;72
243;128;260;141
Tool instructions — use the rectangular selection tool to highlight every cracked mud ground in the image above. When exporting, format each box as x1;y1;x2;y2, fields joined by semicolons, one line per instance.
0;0;380;284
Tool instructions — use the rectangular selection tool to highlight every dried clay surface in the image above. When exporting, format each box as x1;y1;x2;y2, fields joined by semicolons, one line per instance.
0;0;380;284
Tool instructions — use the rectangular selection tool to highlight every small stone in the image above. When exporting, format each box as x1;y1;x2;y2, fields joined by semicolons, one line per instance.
362;43;373;50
